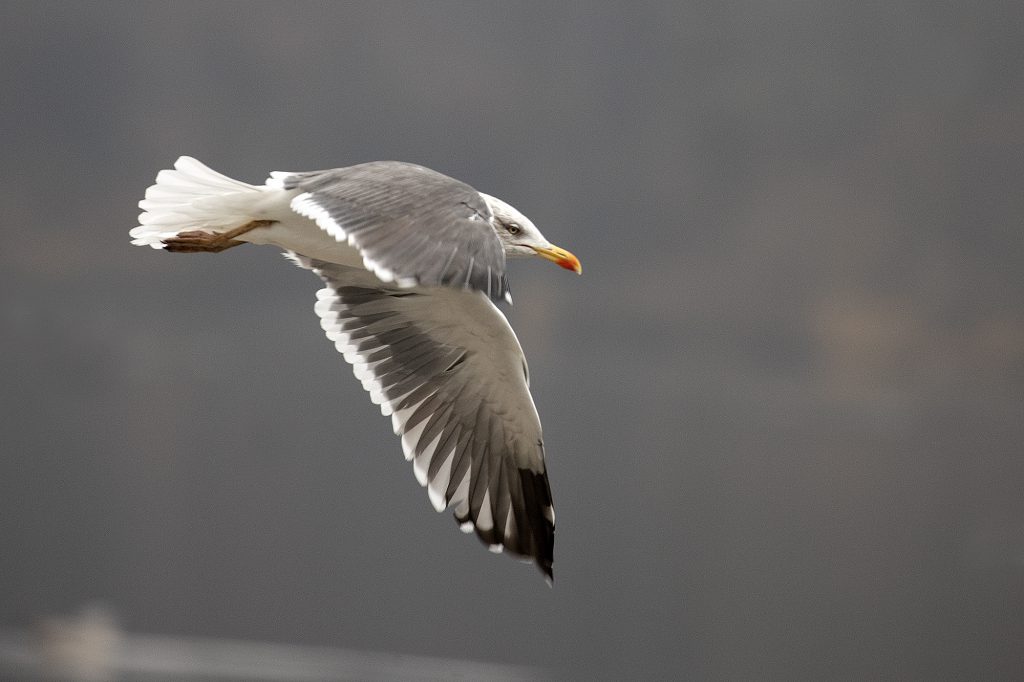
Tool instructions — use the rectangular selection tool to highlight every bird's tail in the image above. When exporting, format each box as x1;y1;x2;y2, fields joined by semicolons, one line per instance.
129;156;264;249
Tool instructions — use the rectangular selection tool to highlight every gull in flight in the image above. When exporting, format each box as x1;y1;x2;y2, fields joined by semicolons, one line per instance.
129;157;581;581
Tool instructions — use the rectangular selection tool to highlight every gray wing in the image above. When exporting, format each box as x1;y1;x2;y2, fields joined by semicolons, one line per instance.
295;257;554;580
280;162;511;302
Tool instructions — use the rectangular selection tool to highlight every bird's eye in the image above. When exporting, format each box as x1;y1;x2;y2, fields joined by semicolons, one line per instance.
507;223;521;235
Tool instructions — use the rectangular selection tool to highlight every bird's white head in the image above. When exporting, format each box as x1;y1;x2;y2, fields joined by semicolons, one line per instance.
479;193;582;274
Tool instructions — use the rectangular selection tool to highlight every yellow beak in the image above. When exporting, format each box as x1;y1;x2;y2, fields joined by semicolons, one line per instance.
531;244;582;274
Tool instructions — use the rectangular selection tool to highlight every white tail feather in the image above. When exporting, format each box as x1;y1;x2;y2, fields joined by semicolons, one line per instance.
129;156;262;248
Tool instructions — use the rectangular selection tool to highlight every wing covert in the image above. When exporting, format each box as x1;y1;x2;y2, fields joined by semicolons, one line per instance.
278;162;510;302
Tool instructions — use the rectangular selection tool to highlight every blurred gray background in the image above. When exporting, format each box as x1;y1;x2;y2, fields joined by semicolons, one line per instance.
2;1;1022;680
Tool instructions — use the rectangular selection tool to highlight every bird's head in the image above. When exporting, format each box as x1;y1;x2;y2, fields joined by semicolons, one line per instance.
480;193;582;274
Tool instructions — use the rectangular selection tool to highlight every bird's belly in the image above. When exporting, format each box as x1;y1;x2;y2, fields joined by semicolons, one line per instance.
241;214;365;268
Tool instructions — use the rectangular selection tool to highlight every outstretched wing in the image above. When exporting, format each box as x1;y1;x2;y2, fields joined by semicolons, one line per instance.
276;162;511;302
296;257;554;580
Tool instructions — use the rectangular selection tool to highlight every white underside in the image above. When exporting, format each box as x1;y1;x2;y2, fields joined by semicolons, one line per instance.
129;156;366;268
239;206;366;268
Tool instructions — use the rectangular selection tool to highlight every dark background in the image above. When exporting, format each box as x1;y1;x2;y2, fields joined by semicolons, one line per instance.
2;2;1023;679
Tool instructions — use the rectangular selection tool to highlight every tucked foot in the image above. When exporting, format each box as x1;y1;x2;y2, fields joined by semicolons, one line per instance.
161;220;275;253
163;230;243;253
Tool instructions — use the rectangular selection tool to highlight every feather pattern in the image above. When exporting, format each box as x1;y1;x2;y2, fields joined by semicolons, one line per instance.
280;163;511;302
297;257;554;580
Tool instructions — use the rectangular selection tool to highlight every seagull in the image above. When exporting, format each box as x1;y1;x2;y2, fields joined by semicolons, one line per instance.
129;157;581;582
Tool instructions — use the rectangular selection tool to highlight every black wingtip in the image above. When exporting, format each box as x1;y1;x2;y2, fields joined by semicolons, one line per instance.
449;466;554;583
520;468;555;583
540;560;554;586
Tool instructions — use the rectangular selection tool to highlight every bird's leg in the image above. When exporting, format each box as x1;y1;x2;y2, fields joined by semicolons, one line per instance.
162;219;275;253
162;231;243;253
